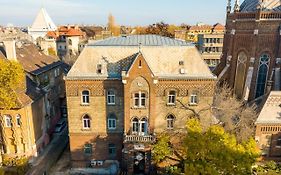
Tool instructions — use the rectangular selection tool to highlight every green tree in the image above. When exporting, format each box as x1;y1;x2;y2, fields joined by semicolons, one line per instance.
0;59;24;109
152;119;259;175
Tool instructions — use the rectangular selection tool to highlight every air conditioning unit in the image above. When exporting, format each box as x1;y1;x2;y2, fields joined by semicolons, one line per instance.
97;160;104;166
179;68;186;74
91;160;97;166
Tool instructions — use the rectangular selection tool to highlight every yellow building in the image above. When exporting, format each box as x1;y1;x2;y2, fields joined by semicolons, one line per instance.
0;40;67;162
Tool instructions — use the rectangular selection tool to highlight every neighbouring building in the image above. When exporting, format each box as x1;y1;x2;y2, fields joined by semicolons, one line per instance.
0;40;68;162
255;91;281;158
197;23;225;70
215;0;281;102
186;23;212;43
28;8;57;41
65;35;217;174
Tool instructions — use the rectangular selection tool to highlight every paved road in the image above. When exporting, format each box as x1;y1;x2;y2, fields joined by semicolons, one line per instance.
26;127;69;175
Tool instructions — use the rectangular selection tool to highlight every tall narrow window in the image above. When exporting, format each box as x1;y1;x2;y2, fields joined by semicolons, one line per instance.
83;115;91;129
134;92;146;107
256;54;270;98
108;114;116;130
168;91;176;105
167;114;175;129
82;90;90;104
16;114;21;127
84;144;92;155
234;52;247;99
139;60;142;67
139;118;148;135
132;118;139;134
4;115;12;127
108;143;116;157
190;92;198;105
107;90;115;105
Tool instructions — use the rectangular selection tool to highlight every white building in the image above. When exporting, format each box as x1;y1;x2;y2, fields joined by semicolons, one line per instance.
28;8;57;41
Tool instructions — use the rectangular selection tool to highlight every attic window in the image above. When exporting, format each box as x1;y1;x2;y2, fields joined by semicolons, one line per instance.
179;61;184;66
139;60;142;67
97;64;102;74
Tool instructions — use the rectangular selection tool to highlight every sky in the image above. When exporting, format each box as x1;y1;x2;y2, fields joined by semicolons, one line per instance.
0;0;228;27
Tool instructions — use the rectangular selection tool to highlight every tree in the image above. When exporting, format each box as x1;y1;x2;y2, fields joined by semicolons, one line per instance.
145;22;174;38
213;83;258;142
107;13;120;36
0;59;24;109
152;119;259;175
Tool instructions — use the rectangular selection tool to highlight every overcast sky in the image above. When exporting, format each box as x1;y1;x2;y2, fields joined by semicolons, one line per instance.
0;0;228;27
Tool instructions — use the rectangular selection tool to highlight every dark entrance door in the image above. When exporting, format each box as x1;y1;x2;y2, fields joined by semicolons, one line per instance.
133;152;145;174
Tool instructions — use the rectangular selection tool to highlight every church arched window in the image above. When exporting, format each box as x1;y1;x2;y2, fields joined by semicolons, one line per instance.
234;52;247;99
255;54;270;98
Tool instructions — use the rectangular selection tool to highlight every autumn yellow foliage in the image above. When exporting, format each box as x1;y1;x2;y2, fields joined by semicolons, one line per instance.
0;59;24;109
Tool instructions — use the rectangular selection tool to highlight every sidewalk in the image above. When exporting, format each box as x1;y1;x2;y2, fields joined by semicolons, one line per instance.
26;127;69;175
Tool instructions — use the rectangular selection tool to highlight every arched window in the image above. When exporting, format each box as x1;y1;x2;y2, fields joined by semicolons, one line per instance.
132;118;139;134
107;90;115;105
255;54;270;98
82;90;90;104
168;91;176;105
4;115;12;127
16;114;21;127
82;115;91;129
108;114;116;130
139;118;148;135
234;52;247;99
167;114;175;129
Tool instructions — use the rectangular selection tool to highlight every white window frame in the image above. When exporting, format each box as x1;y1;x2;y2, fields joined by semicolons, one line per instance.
83;116;91;129
167;91;176;105
167;115;175;129
82;90;90;104
16;114;21;127
190;93;198;105
134;91;146;108
108;118;116;130
4;115;12;128
107;90;116;105
132;118;139;134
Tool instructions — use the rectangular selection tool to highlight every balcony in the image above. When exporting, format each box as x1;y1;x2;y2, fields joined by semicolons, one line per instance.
124;134;156;143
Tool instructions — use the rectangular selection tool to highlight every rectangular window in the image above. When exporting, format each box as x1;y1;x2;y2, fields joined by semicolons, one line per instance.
84;144;92;155
134;92;146;107
190;94;198;105
168;91;176;105
108;144;116;157
97;64;102;74
108;118;116;130
107;90;115;105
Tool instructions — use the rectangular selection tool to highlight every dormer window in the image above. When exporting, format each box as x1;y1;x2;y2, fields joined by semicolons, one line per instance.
97;64;102;74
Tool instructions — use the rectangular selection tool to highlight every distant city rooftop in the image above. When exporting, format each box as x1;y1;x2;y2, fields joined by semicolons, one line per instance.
88;35;192;47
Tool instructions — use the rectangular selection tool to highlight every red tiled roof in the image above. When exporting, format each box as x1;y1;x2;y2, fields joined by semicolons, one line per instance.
213;23;225;31
58;26;85;36
46;31;59;39
189;25;212;31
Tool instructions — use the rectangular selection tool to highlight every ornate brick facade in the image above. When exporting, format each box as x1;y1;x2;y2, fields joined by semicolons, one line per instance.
66;35;217;174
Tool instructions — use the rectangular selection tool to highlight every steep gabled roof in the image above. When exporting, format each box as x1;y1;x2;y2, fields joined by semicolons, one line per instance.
30;8;57;31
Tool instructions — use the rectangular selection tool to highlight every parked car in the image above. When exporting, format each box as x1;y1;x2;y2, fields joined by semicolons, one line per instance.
54;119;66;133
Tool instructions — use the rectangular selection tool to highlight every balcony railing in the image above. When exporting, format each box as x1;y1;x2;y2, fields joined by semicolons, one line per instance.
124;134;156;143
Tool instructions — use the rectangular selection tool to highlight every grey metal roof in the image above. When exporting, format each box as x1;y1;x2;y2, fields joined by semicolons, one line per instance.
89;35;192;47
240;0;281;12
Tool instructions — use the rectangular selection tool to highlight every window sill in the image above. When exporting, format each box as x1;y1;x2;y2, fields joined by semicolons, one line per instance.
189;103;198;106
81;103;90;106
107;103;116;106
167;103;176;106
132;106;147;109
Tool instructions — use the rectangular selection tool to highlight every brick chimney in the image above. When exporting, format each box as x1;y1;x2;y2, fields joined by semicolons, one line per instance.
3;40;17;60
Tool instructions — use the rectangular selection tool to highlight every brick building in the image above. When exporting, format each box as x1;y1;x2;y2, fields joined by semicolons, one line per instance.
65;35;216;174
215;0;281;102
0;40;68;163
255;91;281;158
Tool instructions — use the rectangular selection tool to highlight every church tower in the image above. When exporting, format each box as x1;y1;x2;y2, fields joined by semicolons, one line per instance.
28;8;57;41
215;0;281;102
